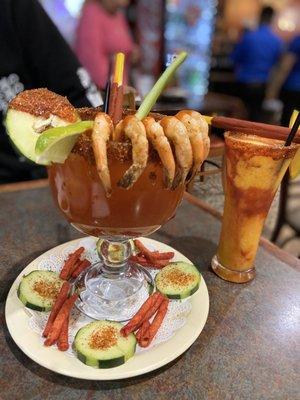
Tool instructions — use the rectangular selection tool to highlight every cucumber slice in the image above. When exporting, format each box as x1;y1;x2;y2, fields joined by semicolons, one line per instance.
155;262;201;300
74;321;136;369
17;270;64;311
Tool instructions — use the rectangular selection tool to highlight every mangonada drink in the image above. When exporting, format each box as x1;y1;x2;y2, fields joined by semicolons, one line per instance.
212;132;298;283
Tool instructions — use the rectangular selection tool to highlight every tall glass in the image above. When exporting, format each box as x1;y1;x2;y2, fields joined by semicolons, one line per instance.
212;132;298;283
48;132;185;320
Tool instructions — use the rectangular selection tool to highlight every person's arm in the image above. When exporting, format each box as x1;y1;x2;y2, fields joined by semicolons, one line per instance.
75;3;109;89
265;53;296;99
11;0;101;106
265;37;299;100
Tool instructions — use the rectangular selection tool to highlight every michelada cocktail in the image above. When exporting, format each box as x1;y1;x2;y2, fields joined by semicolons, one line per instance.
5;52;211;319
48;130;185;238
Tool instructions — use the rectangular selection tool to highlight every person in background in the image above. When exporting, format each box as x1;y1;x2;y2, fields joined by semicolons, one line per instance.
231;6;282;121
0;0;102;183
75;0;137;89
265;35;300;126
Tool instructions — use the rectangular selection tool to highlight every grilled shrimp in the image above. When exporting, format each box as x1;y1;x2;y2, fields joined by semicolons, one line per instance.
116;115;149;189
112;119;123;141
143;116;175;188
179;110;210;159
159;116;193;187
176;110;208;177
92;112;113;196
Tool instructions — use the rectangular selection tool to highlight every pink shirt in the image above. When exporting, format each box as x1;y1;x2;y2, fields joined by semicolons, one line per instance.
75;2;134;88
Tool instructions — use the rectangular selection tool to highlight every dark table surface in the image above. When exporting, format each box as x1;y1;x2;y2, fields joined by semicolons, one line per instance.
1;185;299;400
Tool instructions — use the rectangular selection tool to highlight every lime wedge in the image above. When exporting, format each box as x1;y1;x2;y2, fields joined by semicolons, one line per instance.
288;110;300;179
35;120;93;165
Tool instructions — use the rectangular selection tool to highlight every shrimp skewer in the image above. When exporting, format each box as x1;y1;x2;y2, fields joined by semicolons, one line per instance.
176;110;209;177
116;115;149;189
92;112;113;196
159;116;193;188
143;116;175;188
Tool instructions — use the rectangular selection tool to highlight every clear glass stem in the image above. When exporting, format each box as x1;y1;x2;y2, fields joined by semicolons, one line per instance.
98;239;132;273
74;238;154;321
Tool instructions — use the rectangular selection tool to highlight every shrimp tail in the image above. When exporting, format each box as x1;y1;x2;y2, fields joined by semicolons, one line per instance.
117;115;148;189
92;112;113;197
159;116;193;187
143;116;175;188
117;165;144;188
171;169;184;190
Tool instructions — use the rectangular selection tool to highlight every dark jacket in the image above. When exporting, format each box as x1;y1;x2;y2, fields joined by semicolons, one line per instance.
0;0;101;182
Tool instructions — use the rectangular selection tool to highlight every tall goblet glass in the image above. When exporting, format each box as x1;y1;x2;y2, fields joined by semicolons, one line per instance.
48;132;185;321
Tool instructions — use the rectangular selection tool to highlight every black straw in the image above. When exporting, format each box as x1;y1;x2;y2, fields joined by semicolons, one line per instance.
285;111;300;146
103;62;112;113
103;80;110;113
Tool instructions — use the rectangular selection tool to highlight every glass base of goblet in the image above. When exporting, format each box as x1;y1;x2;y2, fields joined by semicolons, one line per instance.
73;261;154;321
211;255;255;283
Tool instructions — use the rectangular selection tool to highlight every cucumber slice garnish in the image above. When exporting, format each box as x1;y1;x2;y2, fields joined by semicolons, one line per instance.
155;262;201;300
74;321;136;369
17;270;64;311
35;120;93;165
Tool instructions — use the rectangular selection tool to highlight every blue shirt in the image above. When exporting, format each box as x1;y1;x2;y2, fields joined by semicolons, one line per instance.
231;25;282;84
283;35;300;91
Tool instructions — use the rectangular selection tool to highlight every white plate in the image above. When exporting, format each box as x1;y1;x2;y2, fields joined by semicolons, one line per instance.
5;237;209;380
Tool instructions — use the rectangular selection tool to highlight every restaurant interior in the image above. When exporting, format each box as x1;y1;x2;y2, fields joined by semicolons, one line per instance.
2;0;299;255
1;0;300;399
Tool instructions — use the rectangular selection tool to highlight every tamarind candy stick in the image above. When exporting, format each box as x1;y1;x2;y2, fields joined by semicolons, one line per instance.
130;255;170;269
57;314;69;351
44;293;78;346
136;320;150;343
60;247;84;280
140;294;165;324
108;52;125;125
205;115;300;144
43;281;70;337
72;259;91;278
139;298;169;348
121;292;162;337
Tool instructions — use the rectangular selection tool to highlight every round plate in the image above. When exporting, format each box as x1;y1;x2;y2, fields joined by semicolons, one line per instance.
5;237;209;380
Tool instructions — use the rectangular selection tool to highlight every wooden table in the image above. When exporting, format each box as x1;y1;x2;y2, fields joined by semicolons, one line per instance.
1;182;299;400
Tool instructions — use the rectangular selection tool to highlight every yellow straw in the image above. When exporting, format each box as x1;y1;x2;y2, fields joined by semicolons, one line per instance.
113;53;125;86
202;115;213;125
289;109;299;128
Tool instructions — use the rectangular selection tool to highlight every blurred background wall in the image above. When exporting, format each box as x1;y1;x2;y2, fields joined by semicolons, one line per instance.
39;0;300;107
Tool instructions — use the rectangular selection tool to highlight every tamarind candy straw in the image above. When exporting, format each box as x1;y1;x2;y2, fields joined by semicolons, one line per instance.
203;115;300;144
108;52;125;124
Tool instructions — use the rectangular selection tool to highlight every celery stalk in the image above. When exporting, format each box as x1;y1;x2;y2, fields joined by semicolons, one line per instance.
136;52;188;120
